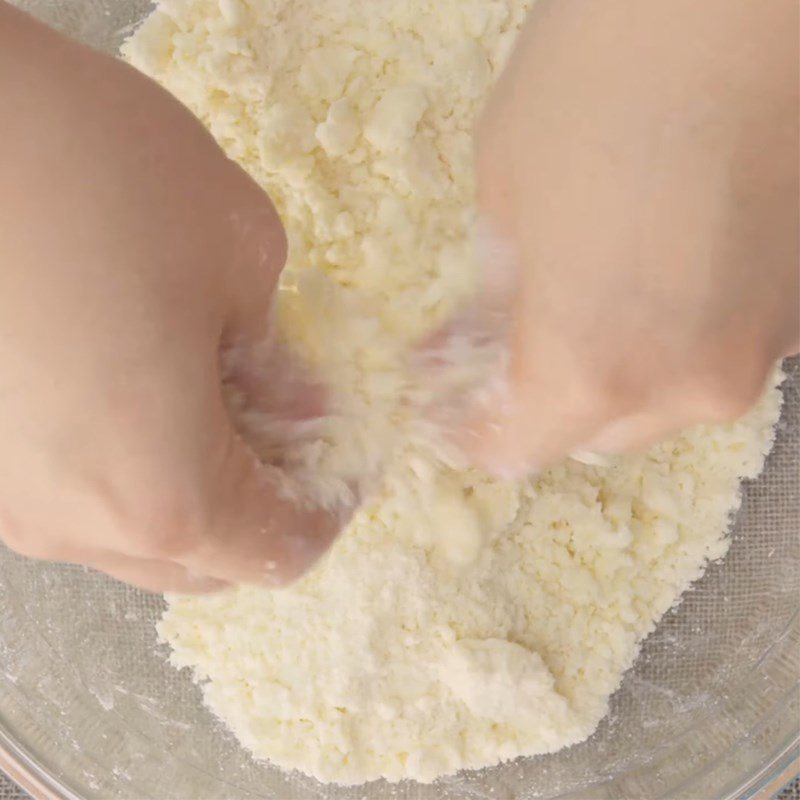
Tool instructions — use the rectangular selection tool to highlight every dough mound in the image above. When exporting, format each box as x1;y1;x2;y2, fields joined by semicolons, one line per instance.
124;0;782;785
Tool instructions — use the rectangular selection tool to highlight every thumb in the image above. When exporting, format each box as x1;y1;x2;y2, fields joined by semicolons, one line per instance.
180;168;347;584
183;419;349;586
412;218;519;464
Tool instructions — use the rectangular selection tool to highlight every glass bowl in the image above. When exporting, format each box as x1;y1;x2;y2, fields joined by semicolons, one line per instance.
1;1;799;796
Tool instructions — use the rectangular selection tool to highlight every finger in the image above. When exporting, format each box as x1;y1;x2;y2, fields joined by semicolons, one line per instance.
221;334;326;436
580;411;684;456
223;186;288;344
413;218;519;451
63;548;228;594
580;392;757;458
181;423;350;586
461;389;606;477
217;179;325;457
453;322;626;476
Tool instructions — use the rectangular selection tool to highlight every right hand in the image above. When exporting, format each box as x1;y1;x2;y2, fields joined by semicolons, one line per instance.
461;0;799;476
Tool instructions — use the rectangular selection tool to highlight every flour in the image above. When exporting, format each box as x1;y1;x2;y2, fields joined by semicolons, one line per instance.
123;0;783;786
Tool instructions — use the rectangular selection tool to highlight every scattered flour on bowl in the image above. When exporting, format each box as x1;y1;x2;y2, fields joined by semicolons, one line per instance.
123;0;783;786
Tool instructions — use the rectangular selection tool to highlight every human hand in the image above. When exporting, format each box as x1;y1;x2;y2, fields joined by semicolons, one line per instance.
0;4;343;592
465;0;799;475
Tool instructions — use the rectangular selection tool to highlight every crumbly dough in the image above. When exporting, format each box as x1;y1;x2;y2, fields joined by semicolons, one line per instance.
124;0;783;785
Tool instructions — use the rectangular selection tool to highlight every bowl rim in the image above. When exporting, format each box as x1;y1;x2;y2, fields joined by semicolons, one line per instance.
0;706;797;799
